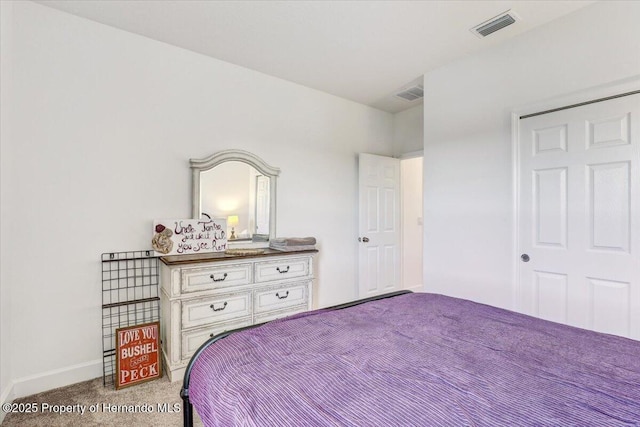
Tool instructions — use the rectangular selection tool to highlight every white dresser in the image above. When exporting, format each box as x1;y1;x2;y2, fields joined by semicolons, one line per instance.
159;249;317;381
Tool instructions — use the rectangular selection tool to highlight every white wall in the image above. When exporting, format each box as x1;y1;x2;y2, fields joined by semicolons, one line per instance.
401;157;423;292
422;1;640;309
395;104;424;294
2;1;393;398
1;0;15;420
393;104;423;156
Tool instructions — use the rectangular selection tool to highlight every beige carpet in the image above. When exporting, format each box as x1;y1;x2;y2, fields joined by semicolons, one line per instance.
2;376;203;427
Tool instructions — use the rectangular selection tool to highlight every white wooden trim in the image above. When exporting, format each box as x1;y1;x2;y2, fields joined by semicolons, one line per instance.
10;359;102;400
190;149;281;176
511;112;521;312
0;380;14;424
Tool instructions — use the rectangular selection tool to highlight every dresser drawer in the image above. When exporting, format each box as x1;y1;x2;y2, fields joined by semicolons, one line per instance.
182;293;251;329
255;305;308;324
181;263;251;293
254;282;309;313
181;317;252;360
254;257;310;283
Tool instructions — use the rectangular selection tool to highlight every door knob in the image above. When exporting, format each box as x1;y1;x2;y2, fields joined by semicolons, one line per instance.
358;237;370;243
521;254;530;262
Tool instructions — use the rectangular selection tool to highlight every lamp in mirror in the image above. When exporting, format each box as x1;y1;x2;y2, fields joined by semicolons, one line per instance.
227;215;239;240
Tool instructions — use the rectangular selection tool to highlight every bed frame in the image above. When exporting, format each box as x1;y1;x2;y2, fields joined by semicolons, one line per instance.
180;290;413;427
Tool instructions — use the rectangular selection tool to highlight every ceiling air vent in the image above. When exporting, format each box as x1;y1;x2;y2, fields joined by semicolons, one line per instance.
471;10;518;38
395;85;424;102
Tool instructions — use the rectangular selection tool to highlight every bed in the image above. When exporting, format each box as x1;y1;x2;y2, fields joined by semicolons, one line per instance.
180;291;640;426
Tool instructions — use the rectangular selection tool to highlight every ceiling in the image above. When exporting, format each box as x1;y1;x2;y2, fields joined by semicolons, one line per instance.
36;0;594;113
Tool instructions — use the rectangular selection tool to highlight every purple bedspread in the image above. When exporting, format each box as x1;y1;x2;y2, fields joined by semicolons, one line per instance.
189;293;640;426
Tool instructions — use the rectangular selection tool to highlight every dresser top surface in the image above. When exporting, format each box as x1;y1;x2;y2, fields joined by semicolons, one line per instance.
160;248;318;266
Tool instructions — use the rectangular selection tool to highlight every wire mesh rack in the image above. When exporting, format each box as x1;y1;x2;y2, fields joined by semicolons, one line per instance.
101;250;160;387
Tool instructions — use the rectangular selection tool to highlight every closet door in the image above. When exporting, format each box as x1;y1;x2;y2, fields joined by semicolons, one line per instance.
518;94;640;339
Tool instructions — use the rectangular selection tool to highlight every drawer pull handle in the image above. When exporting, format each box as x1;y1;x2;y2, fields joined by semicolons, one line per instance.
210;302;228;312
276;291;289;300
276;266;290;274
210;273;228;282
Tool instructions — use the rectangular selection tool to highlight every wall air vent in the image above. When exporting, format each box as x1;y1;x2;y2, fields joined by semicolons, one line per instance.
471;10;519;38
395;85;424;102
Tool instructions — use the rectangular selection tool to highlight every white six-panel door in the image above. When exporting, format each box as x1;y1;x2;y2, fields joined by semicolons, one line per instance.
518;94;640;339
358;153;401;298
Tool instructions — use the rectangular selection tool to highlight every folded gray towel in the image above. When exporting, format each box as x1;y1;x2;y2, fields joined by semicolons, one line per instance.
270;237;316;246
270;245;316;252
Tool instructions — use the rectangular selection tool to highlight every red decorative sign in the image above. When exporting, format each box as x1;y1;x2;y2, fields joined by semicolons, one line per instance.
115;322;162;389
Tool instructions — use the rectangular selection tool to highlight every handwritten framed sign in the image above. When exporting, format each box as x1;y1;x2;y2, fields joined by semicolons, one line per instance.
115;322;161;389
152;218;227;256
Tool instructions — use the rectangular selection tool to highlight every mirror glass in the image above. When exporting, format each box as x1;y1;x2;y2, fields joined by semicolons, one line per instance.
199;162;270;240
191;150;279;246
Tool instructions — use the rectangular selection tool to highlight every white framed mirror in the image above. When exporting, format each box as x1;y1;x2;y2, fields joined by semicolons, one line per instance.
191;150;280;247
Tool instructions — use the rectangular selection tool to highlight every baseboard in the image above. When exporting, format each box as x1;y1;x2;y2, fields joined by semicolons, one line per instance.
405;284;424;292
0;379;15;424
10;359;102;401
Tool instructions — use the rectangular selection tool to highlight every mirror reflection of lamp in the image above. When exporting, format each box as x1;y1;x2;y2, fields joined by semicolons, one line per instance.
227;215;239;240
